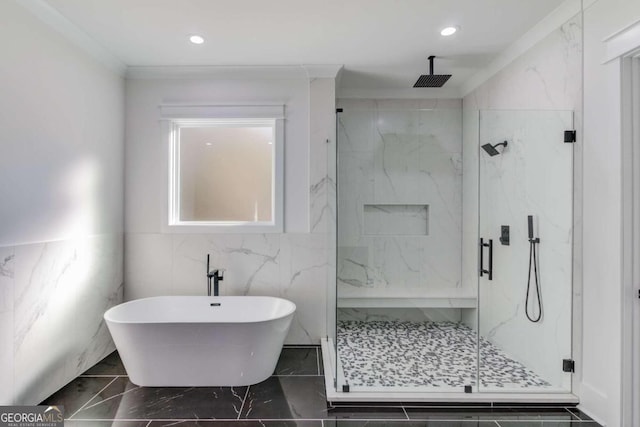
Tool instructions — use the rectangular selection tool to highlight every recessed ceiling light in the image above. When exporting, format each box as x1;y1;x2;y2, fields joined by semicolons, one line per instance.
190;35;205;44
440;27;458;36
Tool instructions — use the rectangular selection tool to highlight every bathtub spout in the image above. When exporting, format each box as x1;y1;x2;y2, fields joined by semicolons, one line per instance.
207;269;224;296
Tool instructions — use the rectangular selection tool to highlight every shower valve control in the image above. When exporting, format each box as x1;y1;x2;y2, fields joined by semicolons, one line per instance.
500;225;510;245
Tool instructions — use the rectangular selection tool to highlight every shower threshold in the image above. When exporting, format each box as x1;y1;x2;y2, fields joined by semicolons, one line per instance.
320;338;579;404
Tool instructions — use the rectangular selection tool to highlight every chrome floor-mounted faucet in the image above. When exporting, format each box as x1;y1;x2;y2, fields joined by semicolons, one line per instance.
206;254;224;296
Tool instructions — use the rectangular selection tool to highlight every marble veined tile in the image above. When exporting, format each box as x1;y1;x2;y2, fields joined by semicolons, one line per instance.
71;376;247;420
0;311;13;404
13;240;81;404
0;246;14;403
13;235;123;405
0;246;14;313
418;109;463;154
337;245;378;290
338;109;374;152
363;204;428;236
310;79;335;234
478;110;573;391
280;234;328;344
275;347;319;375
41;376;117;417
371;236;425;288
173;233;282;297
240;376;328;419
337;151;374;246
68;234;123;377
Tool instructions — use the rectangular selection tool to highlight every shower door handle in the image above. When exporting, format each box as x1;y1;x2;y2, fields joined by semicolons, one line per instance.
479;238;493;280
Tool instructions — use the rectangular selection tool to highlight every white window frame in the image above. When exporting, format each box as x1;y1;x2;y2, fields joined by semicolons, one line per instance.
160;105;284;233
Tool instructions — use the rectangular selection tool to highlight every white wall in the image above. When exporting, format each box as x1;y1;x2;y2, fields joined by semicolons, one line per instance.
125;75;335;344
462;11;582;392
581;0;640;425
0;0;124;405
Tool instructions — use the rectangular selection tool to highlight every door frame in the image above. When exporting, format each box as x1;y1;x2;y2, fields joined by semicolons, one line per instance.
620;49;640;427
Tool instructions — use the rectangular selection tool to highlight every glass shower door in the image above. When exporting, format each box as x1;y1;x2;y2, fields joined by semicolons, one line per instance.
477;110;573;393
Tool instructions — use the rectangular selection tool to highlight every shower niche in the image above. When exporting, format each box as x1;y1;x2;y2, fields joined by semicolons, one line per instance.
323;101;575;402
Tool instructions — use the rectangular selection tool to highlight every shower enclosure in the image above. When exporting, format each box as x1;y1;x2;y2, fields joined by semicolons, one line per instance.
322;102;575;402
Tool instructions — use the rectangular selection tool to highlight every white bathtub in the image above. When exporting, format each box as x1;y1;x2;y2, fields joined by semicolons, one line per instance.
104;296;296;387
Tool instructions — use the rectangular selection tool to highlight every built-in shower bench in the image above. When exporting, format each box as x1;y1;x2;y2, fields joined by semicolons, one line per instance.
337;287;477;308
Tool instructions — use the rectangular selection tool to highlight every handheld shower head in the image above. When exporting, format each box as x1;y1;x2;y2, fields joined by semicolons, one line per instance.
481;141;508;157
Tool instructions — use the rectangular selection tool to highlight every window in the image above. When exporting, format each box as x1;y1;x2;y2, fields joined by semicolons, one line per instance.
163;105;284;232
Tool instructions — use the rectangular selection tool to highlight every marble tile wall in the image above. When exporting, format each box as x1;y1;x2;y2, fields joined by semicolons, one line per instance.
462;13;582;389
125;233;327;344
0;247;15;404
310;78;336;234
478;110;574;390
463;13;582;292
124;77;337;345
335;99;464;298
0;234;123;405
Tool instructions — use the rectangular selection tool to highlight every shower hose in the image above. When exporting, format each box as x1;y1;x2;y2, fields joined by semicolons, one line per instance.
526;237;542;322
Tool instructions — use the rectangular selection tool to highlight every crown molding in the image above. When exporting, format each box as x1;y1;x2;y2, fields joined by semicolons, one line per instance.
15;0;126;75
338;87;462;99
127;65;315;80
461;0;582;96
603;18;640;63
126;64;344;80
302;64;343;78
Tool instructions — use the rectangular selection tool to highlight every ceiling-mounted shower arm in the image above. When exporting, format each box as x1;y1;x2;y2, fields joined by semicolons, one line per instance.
413;55;451;88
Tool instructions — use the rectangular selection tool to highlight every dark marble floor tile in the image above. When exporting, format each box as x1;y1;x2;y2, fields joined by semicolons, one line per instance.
65;421;149;427
327;406;407;420
240;376;328;419
41;377;117;416
325;422;498;427
82;351;127;376
71;377;247;420
276;348;320;375
497;422;602;427
149;421;321;427
566;407;595;421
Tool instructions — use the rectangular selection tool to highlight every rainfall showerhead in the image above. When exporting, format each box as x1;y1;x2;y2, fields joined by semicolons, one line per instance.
481;141;508;156
413;56;452;88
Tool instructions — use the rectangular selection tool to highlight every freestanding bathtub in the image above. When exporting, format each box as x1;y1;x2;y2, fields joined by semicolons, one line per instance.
104;296;296;387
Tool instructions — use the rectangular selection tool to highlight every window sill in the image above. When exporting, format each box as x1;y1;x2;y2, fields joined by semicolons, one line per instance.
163;221;283;234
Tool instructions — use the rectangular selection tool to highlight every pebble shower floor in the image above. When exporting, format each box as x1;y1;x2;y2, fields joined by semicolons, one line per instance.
337;320;552;389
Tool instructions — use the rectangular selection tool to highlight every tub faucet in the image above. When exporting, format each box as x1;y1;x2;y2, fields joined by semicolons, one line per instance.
206;254;224;296
207;269;224;296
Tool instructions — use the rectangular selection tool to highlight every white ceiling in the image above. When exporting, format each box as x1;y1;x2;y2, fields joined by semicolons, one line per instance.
42;0;567;92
